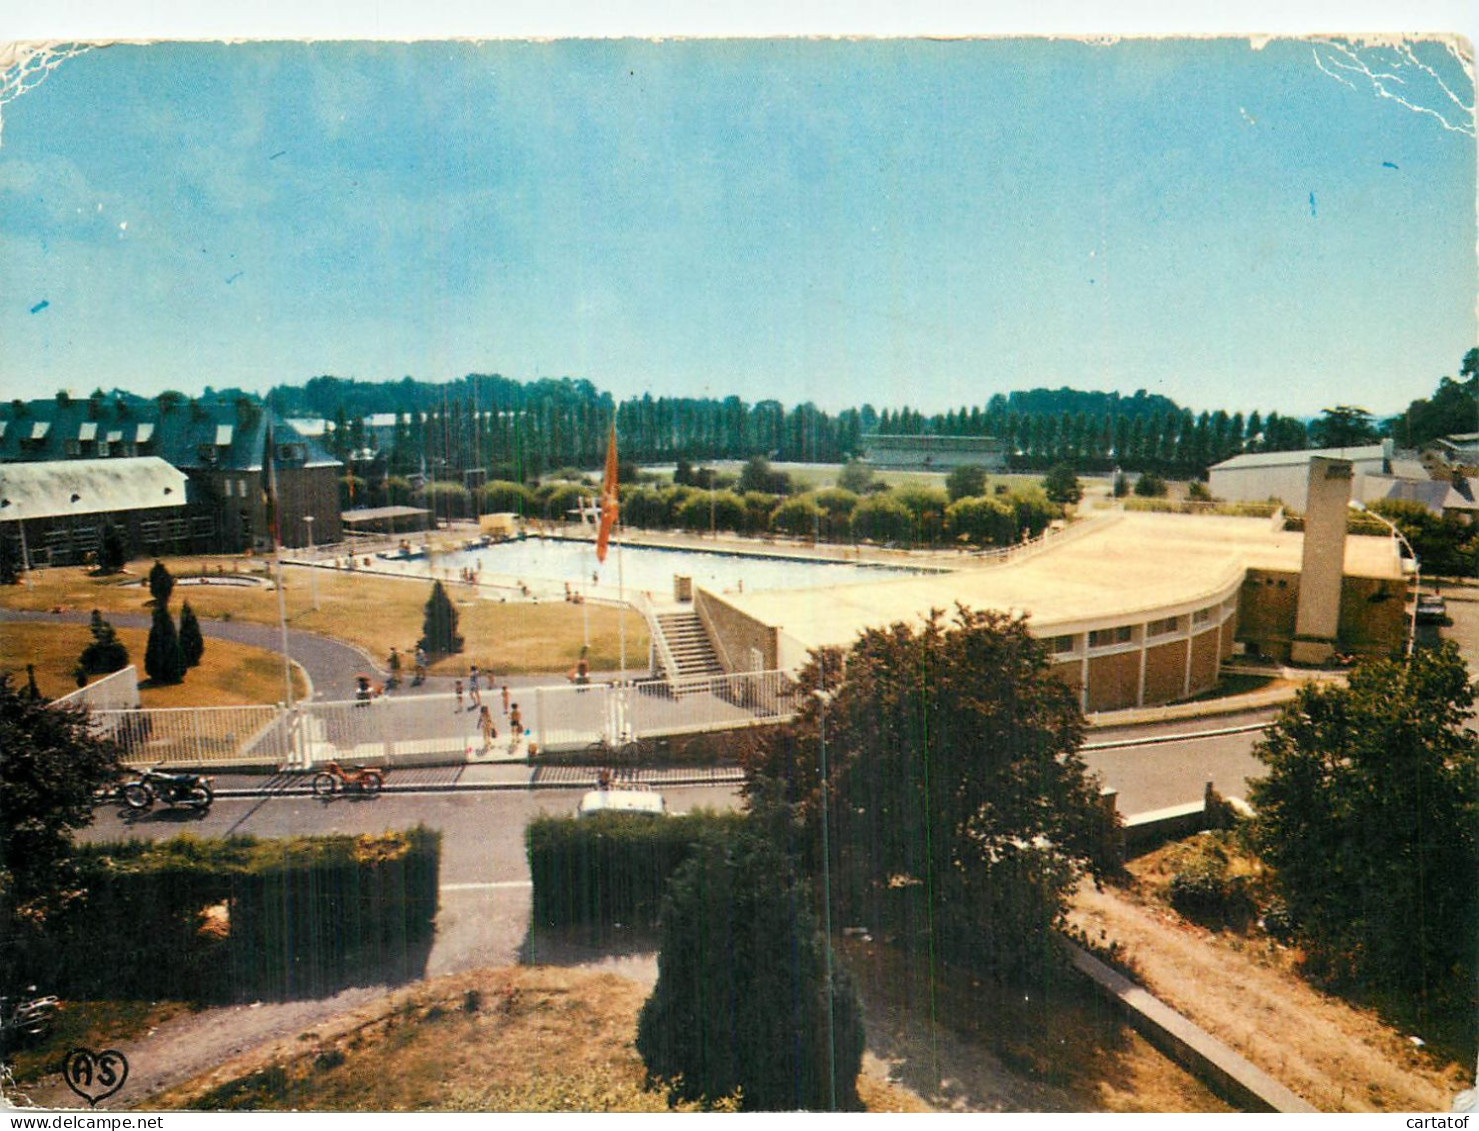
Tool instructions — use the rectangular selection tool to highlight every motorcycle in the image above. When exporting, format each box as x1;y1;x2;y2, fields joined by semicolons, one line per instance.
312;761;386;798
0;988;59;1046
122;767;215;812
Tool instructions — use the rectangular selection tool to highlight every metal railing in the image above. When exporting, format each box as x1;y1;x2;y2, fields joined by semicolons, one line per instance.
93;704;288;768
55;666;140;712
76;669;800;770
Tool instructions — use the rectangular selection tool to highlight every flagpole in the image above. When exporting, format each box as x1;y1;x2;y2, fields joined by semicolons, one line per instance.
265;425;297;765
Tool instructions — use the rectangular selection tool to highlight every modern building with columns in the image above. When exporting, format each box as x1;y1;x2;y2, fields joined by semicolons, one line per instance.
692;478;1407;714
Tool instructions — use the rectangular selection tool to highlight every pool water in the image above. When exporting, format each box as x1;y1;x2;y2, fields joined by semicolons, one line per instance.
383;537;931;596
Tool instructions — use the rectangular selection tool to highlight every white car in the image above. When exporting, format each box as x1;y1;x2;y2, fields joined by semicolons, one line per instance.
577;789;667;818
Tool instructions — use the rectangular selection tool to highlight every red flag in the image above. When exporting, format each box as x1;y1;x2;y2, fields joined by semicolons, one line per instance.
596;422;618;563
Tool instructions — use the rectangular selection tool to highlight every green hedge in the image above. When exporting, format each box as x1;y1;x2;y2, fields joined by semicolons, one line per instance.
16;829;440;1002
527;811;748;929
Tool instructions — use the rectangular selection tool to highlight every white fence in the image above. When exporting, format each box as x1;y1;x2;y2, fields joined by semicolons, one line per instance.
80;670;798;770
93;704;289;768
55;665;141;712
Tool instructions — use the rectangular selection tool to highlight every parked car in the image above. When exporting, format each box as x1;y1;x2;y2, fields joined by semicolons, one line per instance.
1416;594;1448;624
577;788;667;819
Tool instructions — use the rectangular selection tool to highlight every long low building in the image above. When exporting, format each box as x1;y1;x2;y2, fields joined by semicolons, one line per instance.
692;507;1407;714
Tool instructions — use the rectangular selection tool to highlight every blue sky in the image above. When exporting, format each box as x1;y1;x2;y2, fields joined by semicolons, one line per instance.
0;35;1473;418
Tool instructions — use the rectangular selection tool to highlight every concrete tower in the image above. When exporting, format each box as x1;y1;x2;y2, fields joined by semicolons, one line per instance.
1290;456;1353;664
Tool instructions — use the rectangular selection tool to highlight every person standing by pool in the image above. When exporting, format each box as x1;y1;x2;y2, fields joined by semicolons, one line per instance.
478;705;497;754
454;679;464;713
508;702;523;748
414;645;428;685
468;664;483;711
501;684;511;715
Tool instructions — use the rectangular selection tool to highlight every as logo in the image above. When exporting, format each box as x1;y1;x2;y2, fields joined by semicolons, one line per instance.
62;1048;129;1107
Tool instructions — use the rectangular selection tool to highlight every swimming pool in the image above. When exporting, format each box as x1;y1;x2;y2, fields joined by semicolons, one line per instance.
378;537;934;597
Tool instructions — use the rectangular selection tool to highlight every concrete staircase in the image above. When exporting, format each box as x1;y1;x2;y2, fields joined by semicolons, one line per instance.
653;611;724;681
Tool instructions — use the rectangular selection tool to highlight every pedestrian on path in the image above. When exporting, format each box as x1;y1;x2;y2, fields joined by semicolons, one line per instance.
478;705;497;754
414;645;428;685
469;664;483;711
454;679;464;713
501;684;510;715
508;702;522;748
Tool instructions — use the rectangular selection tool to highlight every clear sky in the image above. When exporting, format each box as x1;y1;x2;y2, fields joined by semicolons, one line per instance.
0;34;1473;418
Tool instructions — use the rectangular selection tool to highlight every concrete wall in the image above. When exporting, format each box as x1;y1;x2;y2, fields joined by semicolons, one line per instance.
1237;568;1405;660
694;588;779;672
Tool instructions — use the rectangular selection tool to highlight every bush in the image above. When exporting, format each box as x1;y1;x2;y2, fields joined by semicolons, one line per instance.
479;480;535;514
179;600;205;668
78;610;130;676
836;458;874;494
738;456;792;496
849;493;914;543
97;522;127;574
1134;473;1168;498
771;496;823;538
945;464;988;502
1163;836;1254;928
148;559;175;607
893;485;950;544
13;828;442;1002
419;581;463;655
636;831;865;1111
144;602;185;685
1043;463;1082;505
417;480;471;520
526;810;748;929
676;490;745;534
944;494;1015;546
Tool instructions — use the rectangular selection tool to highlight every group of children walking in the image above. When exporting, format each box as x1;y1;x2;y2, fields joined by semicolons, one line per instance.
449;663;525;756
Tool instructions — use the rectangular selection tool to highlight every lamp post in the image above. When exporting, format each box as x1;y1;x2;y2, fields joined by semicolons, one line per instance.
1348;499;1417;658
812;686;837;1113
303;515;319;611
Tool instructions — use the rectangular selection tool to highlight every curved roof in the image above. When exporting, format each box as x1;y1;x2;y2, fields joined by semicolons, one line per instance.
708;510;1404;651
0;457;187;521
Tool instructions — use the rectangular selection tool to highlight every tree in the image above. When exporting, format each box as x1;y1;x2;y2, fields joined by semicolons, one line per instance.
1249;644;1477;1020
178;600;205;668
97;521;127;575
0;537;18;585
1112;471;1130;498
418;580;464;656
770;496;823;538
836;458;874;494
743;608;1111;981
635;830;865;1111
148;559;175;607
738;455;791;496
945;463;988;502
143;602;186;685
1308;405;1379;449
848;493;914;544
0;671;123;943
78;609;130;677
1042;463;1083;505
944;494;1015;546
1134;472;1168;498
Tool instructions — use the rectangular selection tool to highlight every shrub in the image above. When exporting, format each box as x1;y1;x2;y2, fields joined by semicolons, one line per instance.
945;464;988;502
771;496;823;538
1134;472;1168;498
738;456;792;496
419;580;463;655
1043;463;1082;505
944;494;1015;546
526;810;748;929
97;522;127;574
479;480;534;514
675;490;745;534
636;831;865;1111
417;481;471;519
144;602;185;685
78;610;130;676
148;559;175;607
179;600;205;668
836;458;874;493
849;493;914;543
893;485;950;544
1163;837;1254;928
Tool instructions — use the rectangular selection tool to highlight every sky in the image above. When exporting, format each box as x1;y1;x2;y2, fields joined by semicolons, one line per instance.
0;21;1474;420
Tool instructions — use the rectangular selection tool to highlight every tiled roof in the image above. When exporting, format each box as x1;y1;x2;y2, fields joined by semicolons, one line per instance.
0;397;340;472
0;457;188;521
1210;442;1390;472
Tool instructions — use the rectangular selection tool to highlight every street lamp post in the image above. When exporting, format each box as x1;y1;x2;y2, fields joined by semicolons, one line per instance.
1348;499;1417;658
812;686;837;1113
304;515;319;611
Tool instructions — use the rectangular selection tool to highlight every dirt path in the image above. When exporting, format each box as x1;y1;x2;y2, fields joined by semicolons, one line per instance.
1068;880;1467;1112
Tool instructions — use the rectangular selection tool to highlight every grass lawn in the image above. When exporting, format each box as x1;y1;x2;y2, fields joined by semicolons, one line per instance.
0;621;308;706
146;966;927;1112
0;558;647;676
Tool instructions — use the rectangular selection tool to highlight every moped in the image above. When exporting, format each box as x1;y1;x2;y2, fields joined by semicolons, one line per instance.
312;761;387;798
